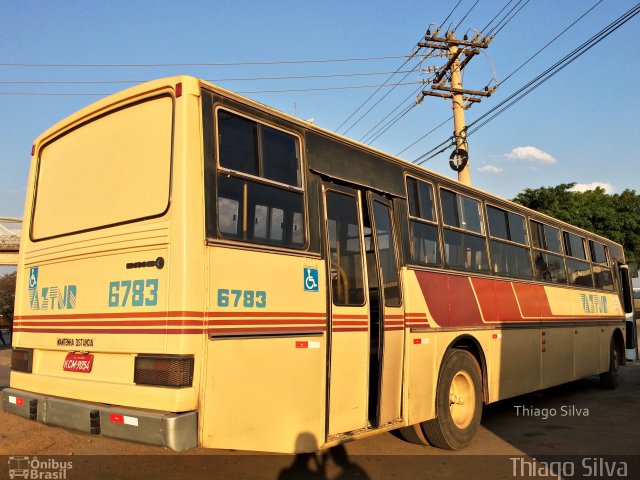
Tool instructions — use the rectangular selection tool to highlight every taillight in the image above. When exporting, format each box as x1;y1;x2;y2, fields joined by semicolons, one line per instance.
11;348;33;373
134;355;194;387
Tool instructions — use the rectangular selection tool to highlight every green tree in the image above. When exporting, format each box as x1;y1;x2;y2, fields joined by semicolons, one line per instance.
514;183;640;262
0;271;17;328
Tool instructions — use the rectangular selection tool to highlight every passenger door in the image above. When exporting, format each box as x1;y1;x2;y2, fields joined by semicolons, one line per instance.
323;183;404;436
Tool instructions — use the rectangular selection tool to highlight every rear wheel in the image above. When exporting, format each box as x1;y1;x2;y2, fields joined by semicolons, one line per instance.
600;337;620;390
396;423;430;446
422;349;483;450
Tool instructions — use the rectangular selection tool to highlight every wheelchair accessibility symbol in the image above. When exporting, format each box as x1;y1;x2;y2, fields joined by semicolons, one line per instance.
28;267;38;290
304;267;319;292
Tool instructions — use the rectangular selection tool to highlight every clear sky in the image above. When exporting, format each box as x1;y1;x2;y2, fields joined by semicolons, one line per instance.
1;0;639;223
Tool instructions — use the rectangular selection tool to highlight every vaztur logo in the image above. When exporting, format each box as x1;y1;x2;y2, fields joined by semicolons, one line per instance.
8;456;73;479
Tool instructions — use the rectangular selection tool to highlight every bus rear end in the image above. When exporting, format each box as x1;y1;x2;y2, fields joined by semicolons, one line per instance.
3;77;204;451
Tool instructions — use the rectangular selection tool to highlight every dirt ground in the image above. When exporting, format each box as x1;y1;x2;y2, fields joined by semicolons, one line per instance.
1;343;639;479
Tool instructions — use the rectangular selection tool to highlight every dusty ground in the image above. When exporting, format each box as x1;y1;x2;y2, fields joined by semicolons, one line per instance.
1;344;639;479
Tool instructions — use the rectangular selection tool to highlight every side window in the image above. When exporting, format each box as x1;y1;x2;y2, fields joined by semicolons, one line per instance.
590;240;614;291
486;206;532;279
406;177;440;266
530;220;566;284
216;109;305;248
563;232;593;287
326;191;365;306
441;189;488;273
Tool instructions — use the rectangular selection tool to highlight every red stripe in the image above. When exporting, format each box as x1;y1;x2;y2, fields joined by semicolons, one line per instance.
208;311;326;318
208;319;326;326
13;328;206;334
14;320;206;327
384;326;404;331
332;320;368;326
384;314;404;319
332;327;368;332
15;311;205;320
384;320;404;325
15;310;326;321
208;326;326;335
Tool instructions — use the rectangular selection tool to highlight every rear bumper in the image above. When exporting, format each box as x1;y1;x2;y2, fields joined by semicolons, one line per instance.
2;387;198;452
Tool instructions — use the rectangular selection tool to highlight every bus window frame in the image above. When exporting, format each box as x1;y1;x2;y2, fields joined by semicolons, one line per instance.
528;218;568;285
485;202;534;280
212;105;310;251
404;174;443;268
30;92;175;242
438;186;490;274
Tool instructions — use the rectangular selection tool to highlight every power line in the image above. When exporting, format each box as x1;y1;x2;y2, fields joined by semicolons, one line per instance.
396;116;452;156
402;0;603;158
492;0;531;37
340;55;428;135
499;0;604;86
363;100;419;144
359;84;425;143
416;2;640;164
0;69;419;86
440;0;464;28
0;54;412;69
468;2;640;135
335;53;419;133
454;0;482;31
486;0;526;37
0;80;423;97
480;0;516;33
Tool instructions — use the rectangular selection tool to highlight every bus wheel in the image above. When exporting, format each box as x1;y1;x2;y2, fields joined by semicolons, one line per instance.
600;338;620;390
396;424;430;446
422;349;482;450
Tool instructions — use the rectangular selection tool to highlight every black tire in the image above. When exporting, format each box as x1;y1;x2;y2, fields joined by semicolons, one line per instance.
422;349;483;450
396;424;431;446
600;337;620;390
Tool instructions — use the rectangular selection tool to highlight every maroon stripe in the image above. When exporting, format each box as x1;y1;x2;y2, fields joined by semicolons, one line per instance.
208;326;326;335
207;311;326;318
332;327;368;332
14;320;206;327
208;319;326;326
13;328;205;334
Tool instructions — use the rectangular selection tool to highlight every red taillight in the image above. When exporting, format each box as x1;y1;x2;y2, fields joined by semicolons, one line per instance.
175;82;182;98
11;348;33;373
134;355;193;387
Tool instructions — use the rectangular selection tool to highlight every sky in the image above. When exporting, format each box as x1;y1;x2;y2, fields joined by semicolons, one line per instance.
1;0;639;224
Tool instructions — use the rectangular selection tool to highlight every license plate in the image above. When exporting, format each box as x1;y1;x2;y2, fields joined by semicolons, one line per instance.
63;353;94;373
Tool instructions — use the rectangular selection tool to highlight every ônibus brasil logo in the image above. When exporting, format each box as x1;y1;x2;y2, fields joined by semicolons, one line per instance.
8;456;73;479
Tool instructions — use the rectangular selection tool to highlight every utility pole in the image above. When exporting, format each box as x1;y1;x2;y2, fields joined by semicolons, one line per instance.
419;31;495;186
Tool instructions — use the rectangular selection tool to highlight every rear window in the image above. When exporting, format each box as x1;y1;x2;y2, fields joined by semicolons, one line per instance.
31;95;173;240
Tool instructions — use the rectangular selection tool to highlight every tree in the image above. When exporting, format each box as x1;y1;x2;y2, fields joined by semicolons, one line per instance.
514;183;640;262
0;271;17;328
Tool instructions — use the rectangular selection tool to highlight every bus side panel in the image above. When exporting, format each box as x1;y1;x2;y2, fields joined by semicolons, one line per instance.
574;326;601;379
201;246;326;453
492;329;541;400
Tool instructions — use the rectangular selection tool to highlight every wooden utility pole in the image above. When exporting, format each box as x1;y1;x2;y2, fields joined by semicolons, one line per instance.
419;31;495;186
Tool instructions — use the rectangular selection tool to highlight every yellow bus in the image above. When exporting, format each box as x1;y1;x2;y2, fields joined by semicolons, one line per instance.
3;76;636;452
